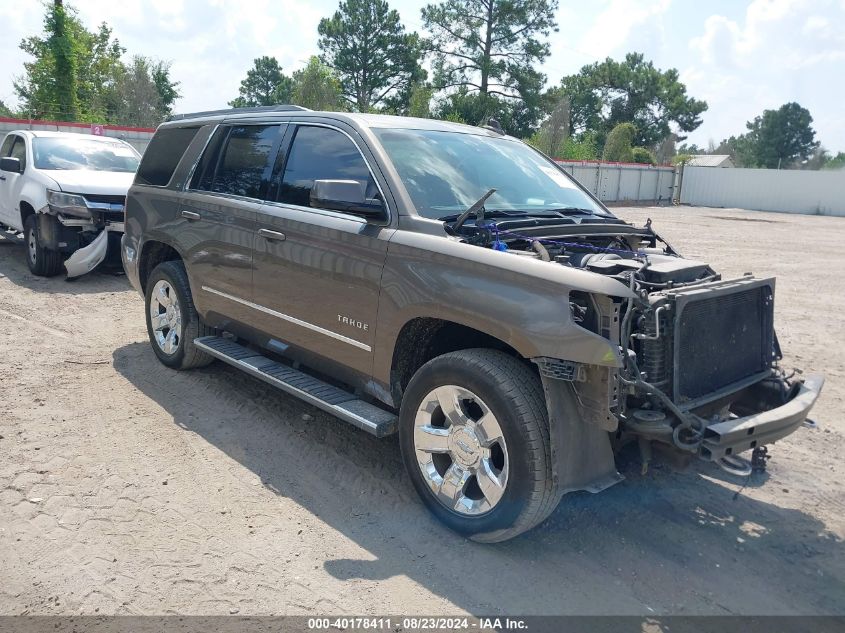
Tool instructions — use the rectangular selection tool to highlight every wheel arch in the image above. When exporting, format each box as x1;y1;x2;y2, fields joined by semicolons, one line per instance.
138;239;184;292
387;316;536;404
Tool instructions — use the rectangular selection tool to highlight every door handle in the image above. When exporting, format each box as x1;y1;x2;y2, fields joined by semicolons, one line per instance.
258;228;286;241
0;175;6;181
181;210;201;221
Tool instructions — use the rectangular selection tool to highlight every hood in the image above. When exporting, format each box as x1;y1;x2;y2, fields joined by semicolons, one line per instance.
46;170;135;195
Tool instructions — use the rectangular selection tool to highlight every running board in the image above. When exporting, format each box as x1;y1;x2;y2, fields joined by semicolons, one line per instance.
194;336;397;437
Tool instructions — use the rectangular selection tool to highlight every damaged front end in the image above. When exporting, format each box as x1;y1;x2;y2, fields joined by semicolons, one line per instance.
40;190;125;278
462;213;823;483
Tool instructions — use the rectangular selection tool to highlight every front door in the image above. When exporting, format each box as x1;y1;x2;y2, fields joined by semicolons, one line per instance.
252;123;394;383
0;135;26;227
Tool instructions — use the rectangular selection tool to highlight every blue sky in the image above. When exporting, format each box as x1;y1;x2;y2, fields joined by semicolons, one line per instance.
1;0;843;151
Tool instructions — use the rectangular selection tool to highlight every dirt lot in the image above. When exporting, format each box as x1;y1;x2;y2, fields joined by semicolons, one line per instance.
0;205;843;616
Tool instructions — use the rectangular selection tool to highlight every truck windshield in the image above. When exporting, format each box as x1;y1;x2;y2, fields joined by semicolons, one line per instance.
373;128;611;220
33;137;141;172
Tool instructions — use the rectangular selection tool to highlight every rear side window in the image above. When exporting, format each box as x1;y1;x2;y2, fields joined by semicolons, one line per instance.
136;126;200;186
278;126;377;208
191;125;281;200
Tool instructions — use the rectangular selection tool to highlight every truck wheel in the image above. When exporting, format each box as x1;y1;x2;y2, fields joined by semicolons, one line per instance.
24;215;63;277
144;260;216;370
399;349;560;542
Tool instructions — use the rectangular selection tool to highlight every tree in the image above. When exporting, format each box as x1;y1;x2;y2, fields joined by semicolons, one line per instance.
0;100;16;117
602;122;636;162
318;0;424;112
14;1;178;126
738;102;819;169
291;57;344;111
15;2;121;121
112;56;181;127
553;53;707;150
433;88;536;137
631;147;656;165
421;0;558;127
822;152;845;170
407;82;434;118
529;95;569;157
229;56;293;108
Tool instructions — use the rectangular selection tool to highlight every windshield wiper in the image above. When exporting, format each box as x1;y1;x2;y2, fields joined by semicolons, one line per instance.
451;188;497;231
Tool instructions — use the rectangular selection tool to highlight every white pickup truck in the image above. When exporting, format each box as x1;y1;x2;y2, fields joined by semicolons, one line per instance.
0;130;140;277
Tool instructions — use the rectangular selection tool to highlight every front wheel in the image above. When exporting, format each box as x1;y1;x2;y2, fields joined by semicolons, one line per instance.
399;349;561;542
144;260;216;370
24;214;63;277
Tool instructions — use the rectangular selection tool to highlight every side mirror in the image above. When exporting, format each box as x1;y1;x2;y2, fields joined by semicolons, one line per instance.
310;179;385;219
0;157;22;174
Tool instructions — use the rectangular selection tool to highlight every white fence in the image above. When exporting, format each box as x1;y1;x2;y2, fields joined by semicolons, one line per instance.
680;165;845;216
556;160;677;204
0;117;156;154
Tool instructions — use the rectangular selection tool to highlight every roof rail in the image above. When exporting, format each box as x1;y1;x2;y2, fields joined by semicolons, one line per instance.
166;105;310;122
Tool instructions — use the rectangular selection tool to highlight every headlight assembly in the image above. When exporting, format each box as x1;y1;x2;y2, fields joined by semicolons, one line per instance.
47;189;91;219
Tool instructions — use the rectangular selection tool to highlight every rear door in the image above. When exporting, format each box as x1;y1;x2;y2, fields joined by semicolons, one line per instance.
251;122;394;382
179;122;286;327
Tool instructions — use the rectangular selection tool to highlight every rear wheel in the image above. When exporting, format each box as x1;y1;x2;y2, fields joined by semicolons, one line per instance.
145;260;216;370
24;215;63;277
399;348;560;542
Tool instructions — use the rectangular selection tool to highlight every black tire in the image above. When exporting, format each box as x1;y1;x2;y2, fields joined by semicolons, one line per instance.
144;260;216;370
399;348;561;543
24;215;63;277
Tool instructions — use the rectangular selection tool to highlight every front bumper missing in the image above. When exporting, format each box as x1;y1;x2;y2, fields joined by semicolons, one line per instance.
64;222;124;279
699;374;824;461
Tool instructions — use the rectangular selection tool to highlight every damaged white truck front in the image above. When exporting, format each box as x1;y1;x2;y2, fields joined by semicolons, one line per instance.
0;130;140;278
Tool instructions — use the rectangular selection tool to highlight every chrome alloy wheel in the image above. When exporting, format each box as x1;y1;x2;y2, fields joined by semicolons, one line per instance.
413;385;509;516
27;227;37;265
149;280;183;354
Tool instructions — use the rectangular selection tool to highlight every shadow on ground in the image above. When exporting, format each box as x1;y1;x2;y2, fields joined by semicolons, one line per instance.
0;235;128;294
112;341;845;615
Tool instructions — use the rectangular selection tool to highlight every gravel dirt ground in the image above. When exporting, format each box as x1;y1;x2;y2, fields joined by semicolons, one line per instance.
0;205;843;616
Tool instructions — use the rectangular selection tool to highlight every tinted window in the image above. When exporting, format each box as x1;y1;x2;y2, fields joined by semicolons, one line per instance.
278;126;376;208
190;127;228;191
10;137;26;170
206;125;280;199
136;126;200;186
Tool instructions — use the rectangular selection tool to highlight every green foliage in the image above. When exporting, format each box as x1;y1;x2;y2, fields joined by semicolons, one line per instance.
421;0;557;129
559;135;598;160
318;0;424;112
112;56;180;127
602;122;636;162
14;2;178;125
553;52;707;150
0;100;17;117
432;88;536;137
229;56;293;108
631;146;656;165
408;83;433;118
731;102;819;168
672;153;693;166
291;57;344;111
822;151;845;170
529;95;569;156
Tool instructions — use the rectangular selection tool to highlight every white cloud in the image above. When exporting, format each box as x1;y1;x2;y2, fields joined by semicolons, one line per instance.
578;0;672;59
684;0;845;150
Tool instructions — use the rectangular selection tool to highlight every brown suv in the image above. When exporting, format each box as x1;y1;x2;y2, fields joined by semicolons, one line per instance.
122;106;823;542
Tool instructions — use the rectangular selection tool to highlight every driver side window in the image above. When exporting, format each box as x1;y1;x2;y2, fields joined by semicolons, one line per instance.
277;125;377;210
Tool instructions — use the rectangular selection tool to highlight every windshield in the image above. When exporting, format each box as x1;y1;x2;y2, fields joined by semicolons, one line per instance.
33;137;141;172
373;128;611;219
